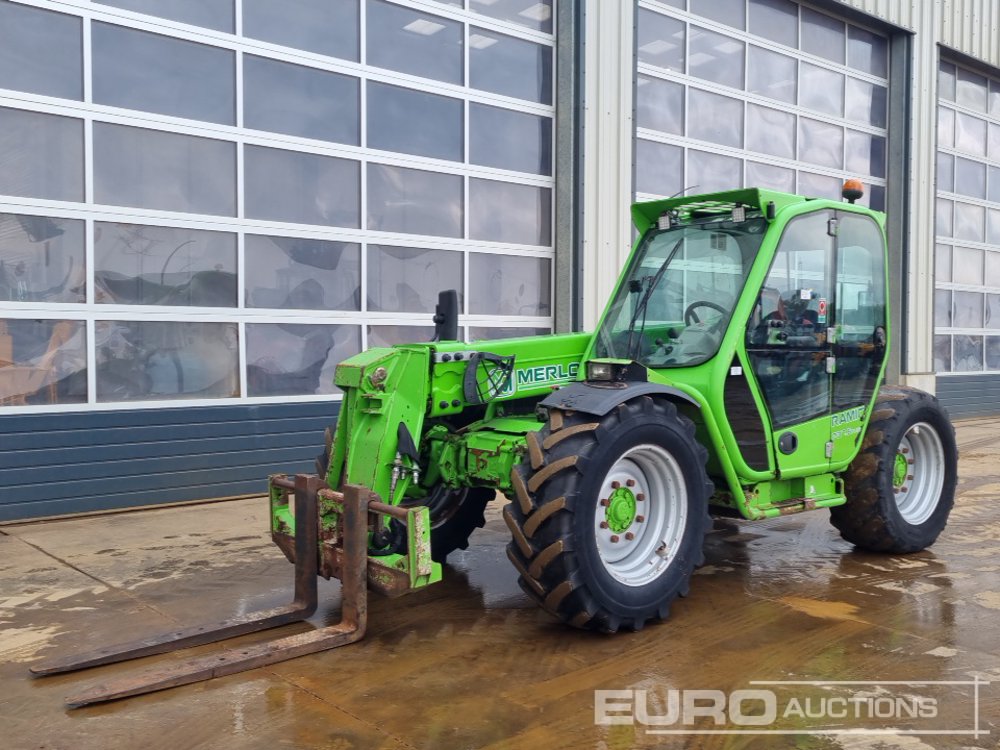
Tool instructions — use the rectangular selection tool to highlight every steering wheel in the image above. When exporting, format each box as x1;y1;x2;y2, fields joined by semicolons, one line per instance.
684;300;728;326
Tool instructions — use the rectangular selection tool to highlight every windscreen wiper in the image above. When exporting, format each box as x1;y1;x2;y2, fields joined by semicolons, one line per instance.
626;236;685;360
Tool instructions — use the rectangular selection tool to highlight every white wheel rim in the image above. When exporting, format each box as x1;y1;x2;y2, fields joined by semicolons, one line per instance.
593;443;688;587
894;422;945;525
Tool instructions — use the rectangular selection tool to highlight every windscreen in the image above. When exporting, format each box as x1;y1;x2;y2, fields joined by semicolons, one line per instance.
594;217;768;367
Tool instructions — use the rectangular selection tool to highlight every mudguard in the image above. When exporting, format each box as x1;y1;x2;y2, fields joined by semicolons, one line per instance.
539;381;699;416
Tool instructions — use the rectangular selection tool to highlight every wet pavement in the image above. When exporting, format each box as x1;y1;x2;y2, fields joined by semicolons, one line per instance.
2;419;999;750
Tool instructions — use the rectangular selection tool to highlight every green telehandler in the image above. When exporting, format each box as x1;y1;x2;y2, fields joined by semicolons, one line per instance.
35;183;958;706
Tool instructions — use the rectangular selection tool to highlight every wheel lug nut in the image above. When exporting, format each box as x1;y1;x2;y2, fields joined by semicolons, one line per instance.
626;479;636;487
600;521;609;529
907;474;914;480
635;515;645;523
901;448;909;454
900;486;908;493
636;493;645;502
625;532;635;541
907;459;914;465
611;481;621;489
600;498;610;507
610;535;620;543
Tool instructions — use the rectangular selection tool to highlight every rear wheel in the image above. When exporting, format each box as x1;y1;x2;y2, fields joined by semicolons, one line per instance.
505;396;712;632
831;386;957;553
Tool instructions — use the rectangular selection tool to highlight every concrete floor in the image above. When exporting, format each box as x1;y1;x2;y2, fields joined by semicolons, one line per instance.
2;420;999;750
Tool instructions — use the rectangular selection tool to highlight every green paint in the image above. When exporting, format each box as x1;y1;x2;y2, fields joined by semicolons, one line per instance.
893;452;908;488
606;487;637;533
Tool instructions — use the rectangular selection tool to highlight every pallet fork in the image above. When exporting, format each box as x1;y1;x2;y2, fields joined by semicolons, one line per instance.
30;476;368;708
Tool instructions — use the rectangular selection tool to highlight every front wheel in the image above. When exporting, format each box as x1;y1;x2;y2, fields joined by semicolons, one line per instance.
830;386;958;553
505;396;712;632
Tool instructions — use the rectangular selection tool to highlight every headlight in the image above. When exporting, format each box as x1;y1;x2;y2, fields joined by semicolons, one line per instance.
587;362;614;381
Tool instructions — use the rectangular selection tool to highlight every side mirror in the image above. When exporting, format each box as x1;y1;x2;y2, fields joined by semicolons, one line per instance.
432;289;460;342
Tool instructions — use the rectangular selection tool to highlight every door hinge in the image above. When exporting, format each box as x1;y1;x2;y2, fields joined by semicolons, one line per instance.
827;217;839;236
826;355;837;373
825;441;834;458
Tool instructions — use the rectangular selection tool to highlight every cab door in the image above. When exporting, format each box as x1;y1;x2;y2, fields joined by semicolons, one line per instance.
745;210;835;475
829;211;887;464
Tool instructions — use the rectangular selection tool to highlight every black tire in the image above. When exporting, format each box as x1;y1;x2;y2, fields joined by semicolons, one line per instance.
830;386;957;553
505;396;713;633
425;486;493;563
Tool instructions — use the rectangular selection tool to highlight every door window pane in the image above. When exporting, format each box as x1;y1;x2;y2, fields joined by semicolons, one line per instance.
956;68;988;112
470;28;552;105
990;123;1000;161
954;246;984;286
938;108;955;148
935;289;952;327
245;235;360;310
933;335;951;372
953;291;984;328
368;325;433;347
0;214;85;304
936;244;952;283
746;161;795;192
799;118;843;169
367;0;462;84
95;321;239;401
470;179;551;246
636;139;683;197
470;0;552;33
636;76;684;135
747;103;795;159
953;335;983;371
637;9;685;73
990;210;1000;245
469;253;550;315
92;23;235;125
987;249;1000;286
939;62;956;101
367;82;463;161
689;0;744;29
243;0;359;61
987;336;1000;369
748;0;797;48
689;27;744;89
96;0;234;33
954;202;985;242
688;90;743;148
247;323;360;396
937;198;953;238
368;164;463;237
245;146;359;227
0;319;87;406
987;295;1000;329
748;46;796;104
990;166;1000;204
955;112;987;157
845;131;885;179
0;107;83;203
470;104;552;176
94;124;236;216
937;152;954;193
847;26;887;78
687;150;742;194
244;56;359;144
801;7;844;64
94;224;236;307
0;1;81;100
368;246;462;313
845;78;887;128
800;63;843;117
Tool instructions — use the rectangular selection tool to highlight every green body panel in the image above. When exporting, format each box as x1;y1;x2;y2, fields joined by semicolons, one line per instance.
271;186;893;590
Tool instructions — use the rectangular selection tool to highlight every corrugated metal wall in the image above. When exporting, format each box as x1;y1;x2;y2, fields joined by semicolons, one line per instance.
0;402;337;522
936;374;1000;418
